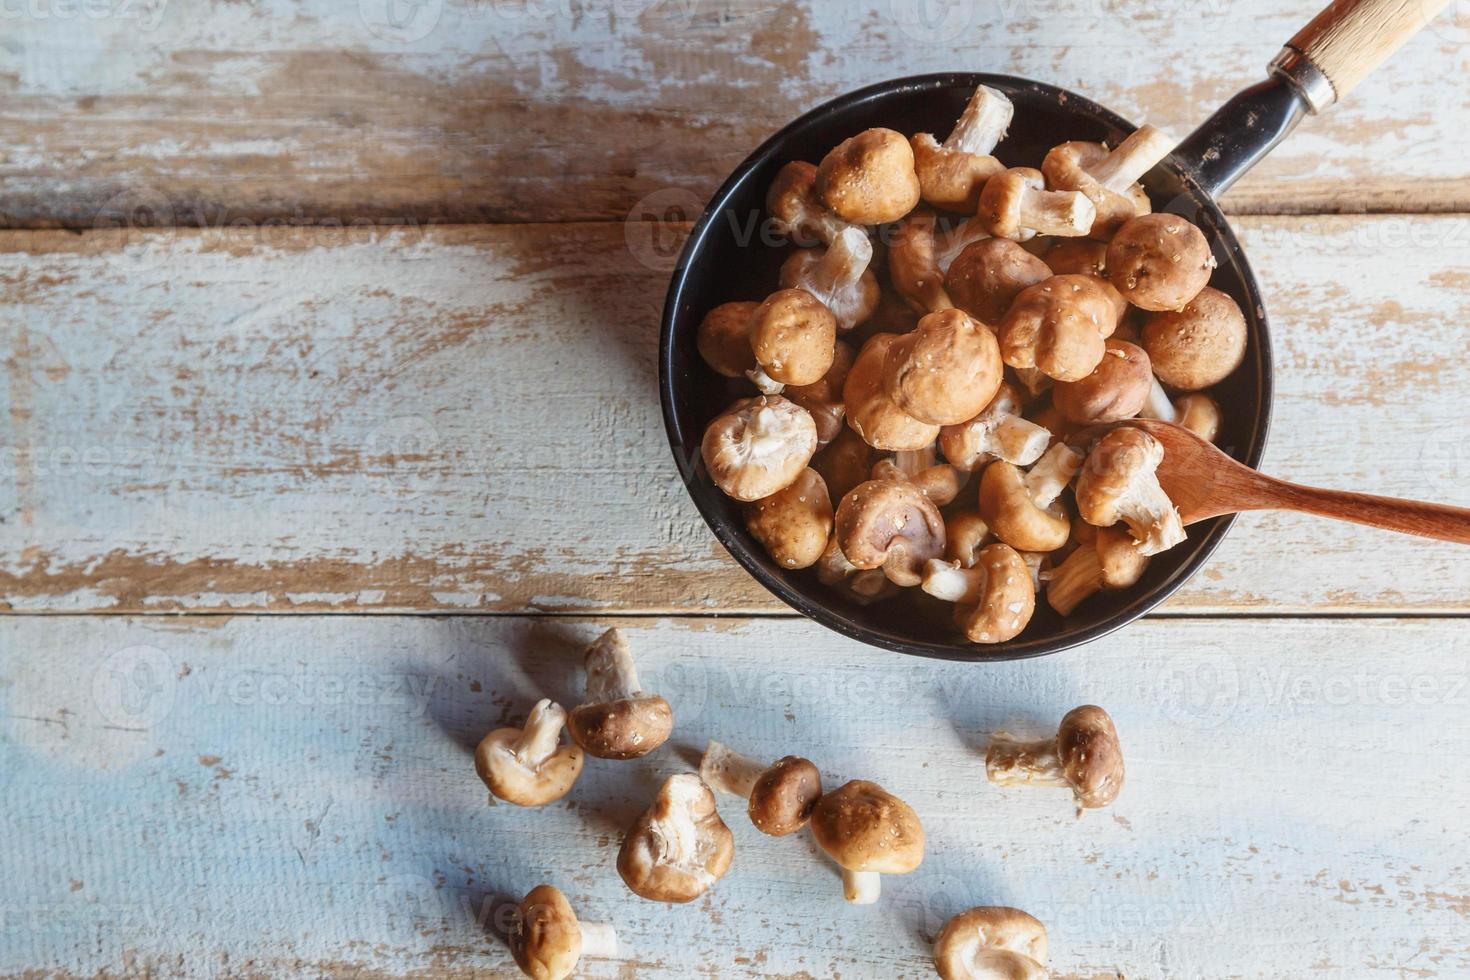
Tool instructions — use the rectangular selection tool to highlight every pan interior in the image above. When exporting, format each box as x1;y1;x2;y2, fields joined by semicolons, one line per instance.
660;73;1271;661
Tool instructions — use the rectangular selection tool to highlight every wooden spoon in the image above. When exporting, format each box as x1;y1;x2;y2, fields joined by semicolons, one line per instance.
1126;419;1470;545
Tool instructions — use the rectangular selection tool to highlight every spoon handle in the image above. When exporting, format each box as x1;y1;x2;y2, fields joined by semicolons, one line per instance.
1260;477;1470;544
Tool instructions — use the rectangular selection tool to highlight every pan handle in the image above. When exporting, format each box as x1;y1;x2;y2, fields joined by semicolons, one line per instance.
1177;0;1453;197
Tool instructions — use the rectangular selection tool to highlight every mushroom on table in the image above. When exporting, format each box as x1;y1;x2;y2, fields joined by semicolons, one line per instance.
567;628;673;761
509;884;618;980
809;779;924;904
475;699;584;807
987;704;1125;811
933;906;1050;980
699;740;823;837
617;774;735;903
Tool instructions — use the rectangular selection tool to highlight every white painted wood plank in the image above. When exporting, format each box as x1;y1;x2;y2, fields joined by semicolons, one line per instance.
2;615;1467;978
1;0;1468;224
2;218;1469;614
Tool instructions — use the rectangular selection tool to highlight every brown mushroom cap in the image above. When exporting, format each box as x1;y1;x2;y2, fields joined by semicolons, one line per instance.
843;334;941;451
1106;213;1213;312
1056;704;1125;808
745;467;834;570
1052;339;1153;424
511;884;582;980
933;906;1049;980
1044;237;1109;277
766;159;851;246
977;461;1071;553
1141;285;1246;390
779;231;881;331
945;512;993;567
999;274;1127;382
887;209;953;313
911;132;1005;213
835;478;946;587
945;238;1053;326
812;425;875;503
1074;426;1184;555
696;301;761;378
701;395;819;502
748;288;838;386
882;309;1003;425
954;543;1036;645
815;128;922;225
748;756;823;837
809;779;925;874
784;340;854;445
1042;140;1152;240
567;695;673;761
475;700;586;807
617;774;735;903
816;534;901;605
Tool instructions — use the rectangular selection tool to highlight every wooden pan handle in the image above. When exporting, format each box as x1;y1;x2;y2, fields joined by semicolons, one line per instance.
1266;478;1470;545
1287;0;1454;103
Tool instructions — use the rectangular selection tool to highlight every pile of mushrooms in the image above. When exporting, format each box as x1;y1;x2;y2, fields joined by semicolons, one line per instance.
697;83;1247;642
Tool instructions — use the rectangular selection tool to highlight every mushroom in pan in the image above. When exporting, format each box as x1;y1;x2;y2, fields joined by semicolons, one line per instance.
843;334;941;452
783;340;855;445
699;741;823;837
816;535;901;605
780;226;880;330
978;166;1096;241
910;83;1013;212
509;884;618;980
701;395;818;502
475;699;585;807
1074;426;1185;556
1043;236;1109;278
815;127;923;225
1046;519;1149;615
999;274;1127;382
1140;285;1247;390
835;478;947;587
977;442;1084;553
944;511;993;568
938;382;1052;473
987;704;1125;811
871;446;965;507
920;543;1036;645
567;628;673;760
1051;339;1153;424
1106;212;1213;312
933;906;1049;980
813;426;875;503
1139;376;1224;443
1042;124;1174;239
617;773;735;903
746;288;838;393
745;467;834;570
696;301;761;378
888;209;958;313
766;160;860;247
882;308;1004;426
809;780;925;904
944;237;1053;327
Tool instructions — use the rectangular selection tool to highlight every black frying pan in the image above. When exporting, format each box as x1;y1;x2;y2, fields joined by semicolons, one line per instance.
659;0;1451;661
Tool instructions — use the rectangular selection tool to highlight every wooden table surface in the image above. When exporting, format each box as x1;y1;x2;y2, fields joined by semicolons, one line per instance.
3;2;1470;977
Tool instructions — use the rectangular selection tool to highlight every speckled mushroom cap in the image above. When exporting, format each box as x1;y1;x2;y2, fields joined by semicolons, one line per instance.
784;340;854;445
1056;704;1125;808
834;478;946;587
954;543;1036;645
999;274;1127;382
1106;212;1213;312
1052;339;1154;424
695;301;761;378
701;395;819;502
945;238;1053;326
812;426;875;504
1141;285;1247;390
566;629;674;761
881;309;1003;426
814;128;922;225
809;780;925;875
909;84;1012;213
765;159;853;246
510;884;582;980
745;467;834;570
932;906;1049;980
842;334;941;452
748;756;823;837
748;288;838;387
1044;236;1110;278
617;774;735;904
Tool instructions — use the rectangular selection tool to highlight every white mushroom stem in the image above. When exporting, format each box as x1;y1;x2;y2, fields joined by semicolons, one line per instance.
933;216;991;275
584;629;641;703
1020;552;1045;591
1090;124;1175;193
747;404;797;458
1139;374;1181;423
842;868;882;905
803;227;872;300
985;414;1052;467
745;365;785;395
1018;187;1095;238
579;922;619;960
1023;444;1083;509
514;699;569;769
647;775;718;888
922;559;986;605
700;740;766;799
986;733;1069;787
945;84;1013;156
1114;474;1186;556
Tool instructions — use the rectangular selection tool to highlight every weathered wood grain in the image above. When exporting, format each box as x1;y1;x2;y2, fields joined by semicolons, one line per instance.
2;614;1467;978
2;0;1469;227
2;216;1469;615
